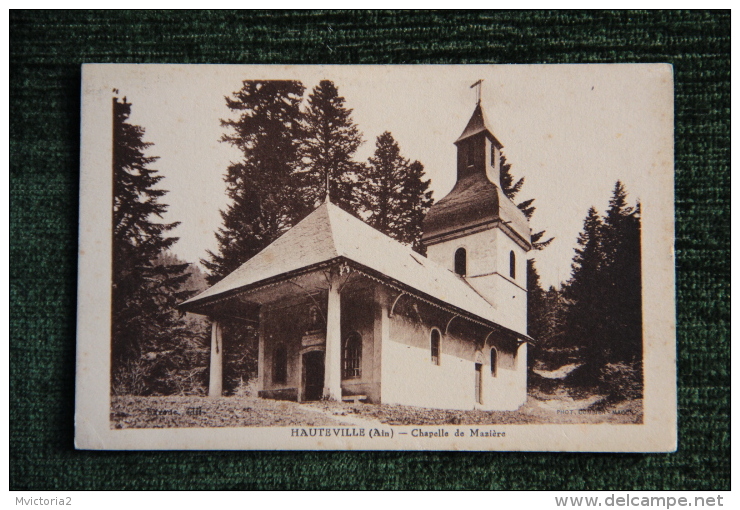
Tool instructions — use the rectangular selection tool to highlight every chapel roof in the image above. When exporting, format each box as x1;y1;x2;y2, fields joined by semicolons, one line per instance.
423;102;530;247
454;103;501;147
181;202;521;334
422;172;531;246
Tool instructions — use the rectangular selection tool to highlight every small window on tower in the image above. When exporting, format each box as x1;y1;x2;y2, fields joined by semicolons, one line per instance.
509;251;516;279
454;248;467;276
467;146;474;167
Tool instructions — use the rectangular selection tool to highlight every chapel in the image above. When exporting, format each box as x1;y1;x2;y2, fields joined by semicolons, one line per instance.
180;99;534;411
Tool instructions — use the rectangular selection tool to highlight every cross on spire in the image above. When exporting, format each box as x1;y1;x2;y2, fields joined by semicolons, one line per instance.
470;79;483;105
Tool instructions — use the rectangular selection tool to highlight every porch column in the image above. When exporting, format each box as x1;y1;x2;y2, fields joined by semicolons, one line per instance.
208;319;223;397
257;308;266;392
323;273;342;401
374;286;390;403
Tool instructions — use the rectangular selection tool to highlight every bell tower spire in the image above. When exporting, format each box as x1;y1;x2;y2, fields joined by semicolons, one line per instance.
453;96;503;186
421;87;532;334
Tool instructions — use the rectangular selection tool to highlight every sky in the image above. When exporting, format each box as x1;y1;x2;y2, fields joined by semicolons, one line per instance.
98;64;673;289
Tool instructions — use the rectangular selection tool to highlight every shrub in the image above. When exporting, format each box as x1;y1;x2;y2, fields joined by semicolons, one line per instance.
599;361;643;400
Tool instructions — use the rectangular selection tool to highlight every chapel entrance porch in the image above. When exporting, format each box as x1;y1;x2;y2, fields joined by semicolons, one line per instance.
189;266;380;403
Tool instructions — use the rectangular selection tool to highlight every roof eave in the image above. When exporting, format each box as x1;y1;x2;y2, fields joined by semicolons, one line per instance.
179;255;534;344
331;259;532;344
453;128;503;148
178;256;345;314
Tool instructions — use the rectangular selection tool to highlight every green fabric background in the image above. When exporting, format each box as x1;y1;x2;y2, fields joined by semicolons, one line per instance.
9;10;729;490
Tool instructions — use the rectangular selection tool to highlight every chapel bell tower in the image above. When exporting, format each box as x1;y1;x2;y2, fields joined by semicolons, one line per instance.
421;88;532;334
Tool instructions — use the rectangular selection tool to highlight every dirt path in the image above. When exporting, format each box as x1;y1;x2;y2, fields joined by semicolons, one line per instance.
298;404;383;428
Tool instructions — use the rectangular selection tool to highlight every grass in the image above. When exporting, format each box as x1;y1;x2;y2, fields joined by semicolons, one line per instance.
110;394;345;429
303;394;642;426
110;384;642;429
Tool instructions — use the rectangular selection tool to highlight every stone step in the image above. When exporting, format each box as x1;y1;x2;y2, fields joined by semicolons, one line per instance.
341;395;367;403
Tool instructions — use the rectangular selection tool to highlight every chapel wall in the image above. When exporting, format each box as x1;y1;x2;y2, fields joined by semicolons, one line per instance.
379;302;527;411
481;335;528;410
425;228;497;277
425;227;528;335
383;312;476;410
489;230;528;334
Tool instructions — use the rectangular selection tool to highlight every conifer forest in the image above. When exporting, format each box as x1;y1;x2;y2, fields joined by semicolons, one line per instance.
111;80;642;407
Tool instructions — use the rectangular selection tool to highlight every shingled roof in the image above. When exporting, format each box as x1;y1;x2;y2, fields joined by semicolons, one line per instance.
423;102;530;247
454;103;502;147
181;202;514;329
422;173;531;246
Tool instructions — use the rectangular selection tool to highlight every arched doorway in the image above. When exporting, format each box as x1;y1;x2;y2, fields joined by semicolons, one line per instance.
302;350;325;401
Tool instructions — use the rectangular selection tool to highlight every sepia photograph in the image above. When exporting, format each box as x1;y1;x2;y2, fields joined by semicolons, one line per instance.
75;64;676;451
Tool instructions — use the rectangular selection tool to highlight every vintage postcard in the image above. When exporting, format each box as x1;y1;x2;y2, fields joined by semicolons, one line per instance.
75;64;676;451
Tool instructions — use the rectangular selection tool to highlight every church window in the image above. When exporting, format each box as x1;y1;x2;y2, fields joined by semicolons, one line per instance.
509;251;516;279
466;145;474;167
490;347;498;377
342;332;362;379
273;344;287;384
430;329;441;365
454;248;467;276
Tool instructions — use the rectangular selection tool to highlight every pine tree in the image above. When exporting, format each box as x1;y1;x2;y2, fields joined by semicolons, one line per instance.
500;153;553;250
541;286;568;347
358;132;433;251
568;207;605;297
300;80;364;215
397;160;434;252
560;183;642;397
526;259;548;342
111;96;195;395
144;253;210;396
601;182;642;364
563;206;606;366
200;81;305;394
530;284;571;374
359;132;403;236
202;80;305;285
